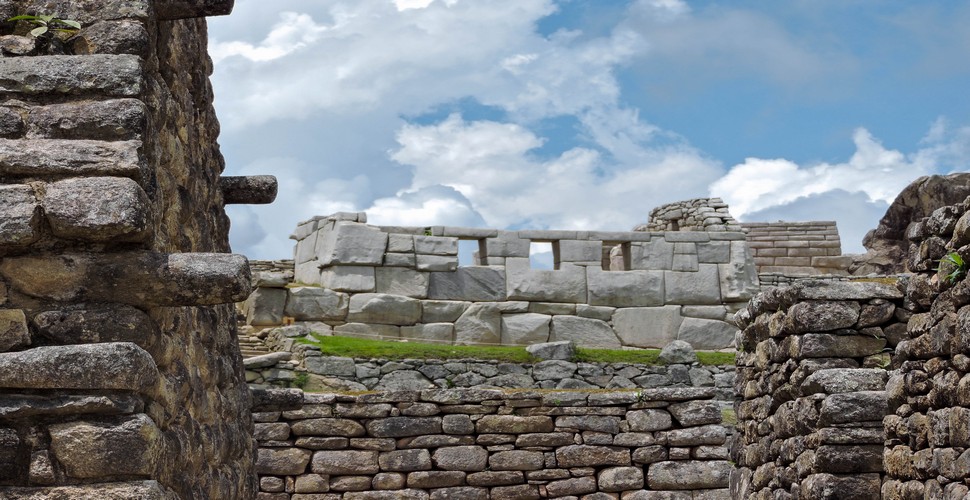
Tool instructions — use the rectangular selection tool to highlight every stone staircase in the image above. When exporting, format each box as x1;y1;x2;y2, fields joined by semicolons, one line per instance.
237;334;271;359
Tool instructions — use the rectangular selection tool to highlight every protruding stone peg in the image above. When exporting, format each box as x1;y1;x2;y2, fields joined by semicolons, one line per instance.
155;0;235;20
220;175;278;205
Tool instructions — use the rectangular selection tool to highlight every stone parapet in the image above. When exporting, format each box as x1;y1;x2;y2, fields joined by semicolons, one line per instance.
253;388;734;498
732;280;908;499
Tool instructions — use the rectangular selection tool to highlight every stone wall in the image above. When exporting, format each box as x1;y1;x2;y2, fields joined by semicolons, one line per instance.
732;280;908;499
639;198;743;232
243;211;760;352
882;196;970;498
742;221;850;277
0;1;272;497
253;387;733;499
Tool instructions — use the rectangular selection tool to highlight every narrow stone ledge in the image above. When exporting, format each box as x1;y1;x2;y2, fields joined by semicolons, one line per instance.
0;480;173;499
0;393;143;420
0;252;251;306
0;342;158;392
155;0;235;19
0;139;144;182
220;175;278;205
0;54;143;96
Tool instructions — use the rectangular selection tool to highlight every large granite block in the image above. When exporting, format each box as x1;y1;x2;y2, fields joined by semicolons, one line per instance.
347;293;421;325
414;235;458;255
320;266;375;292
630;238;673;271
401;323;454;344
664;265;721;304
283;287;348;321
428;267;505;301
294;260;322;286
0;184;40;247
376;268;430;298
613;306;684;348
454;304;501;345
506;259;586;303
245;287;287;326
559;240;602;262
586;269;663;307
416;255;458;272
549;316;621;349
316;222;388;266
486;232;530;258
501;313;551;345
677;317;737;350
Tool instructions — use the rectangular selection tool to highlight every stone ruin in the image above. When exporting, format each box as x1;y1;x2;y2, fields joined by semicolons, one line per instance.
0;0;276;497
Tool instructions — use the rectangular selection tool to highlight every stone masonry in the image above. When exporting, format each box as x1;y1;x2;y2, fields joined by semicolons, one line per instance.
243;211;761;352
742;221;850;277
640;198;743;232
252;387;734;499
0;0;275;497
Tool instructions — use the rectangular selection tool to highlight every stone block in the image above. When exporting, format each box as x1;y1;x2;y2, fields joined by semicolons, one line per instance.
1;138;144;182
797;334;885;358
48;414;160;479
549;316;621;349
379;449;433;472
421;300;469;323
0;54;142;97
506;259;587;303
284;287;348;321
696;241;731;263
664;265;721;304
334;323;401;340
801;368;888;394
528;302;576;315
376;268;430;298
245;287;287;326
526;341;575;360
598;466;644;492
401;323;454;344
416;254;459;272
312;450;379;474
677;318;737;350
220;175;277;205
0;309;29;352
432;446;488;471
788;301;860;333
556;445;630;467
558;240;601;262
294;260;322;285
454;303;501;345
414;235;458;255
255;447;312;475
295;235;318;264
488;450;545;471
486;232;530;257
367;417;442;438
0;184;40;247
347;294;422;325
646;460;732;489
672;252;699;272
718;241;759;302
576;304;615;321
587;269;663;307
629;238;674;270
501;313;551;345
0;342;157;392
428;267;505;301
316;222;387;266
818;391;887;425
613;306;684;348
387;234;415;252
667;400;721;426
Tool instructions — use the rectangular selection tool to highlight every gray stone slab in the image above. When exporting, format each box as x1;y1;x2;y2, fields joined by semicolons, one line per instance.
347;293;422;325
294;233;317;264
454;303;501;345
529;302;576;315
384;252;416;267
680;306;727;320
718;241;759;302
664;265;721;304
586;231;655;242
630;239;673;271
0;184;40;247
549;316;621;349
316;222;388;266
612;306;684;349
294;261;322;286
320;266;375;292
486;232;530;258
587;269;663;307
283;287;349;321
414;235;458;255
421;300;470;323
559;240;602;262
428;267;505;301
387;234;415;253
506;260;587;303
671;253;699;272
375;268;430;298
708;232;747;240
416;254;458;272
401;323;454;344
696;241;731;263
676;318;737;350
576;305;615;321
501;313;551;345
245;287;287;326
440;227;499;238
663;232;711;242
515;230;581;240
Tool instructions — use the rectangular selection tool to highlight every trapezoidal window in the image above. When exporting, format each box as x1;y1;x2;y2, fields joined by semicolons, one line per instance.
602;241;631;271
458;239;488;267
529;240;560;270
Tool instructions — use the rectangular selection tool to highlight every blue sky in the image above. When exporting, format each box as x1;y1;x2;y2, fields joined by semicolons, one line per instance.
208;0;970;260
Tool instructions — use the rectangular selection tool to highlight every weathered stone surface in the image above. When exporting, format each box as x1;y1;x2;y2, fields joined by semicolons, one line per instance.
557;445;630;467
506;259;587;303
0;54;142;96
27;98;145;141
378;449;432;472
49;414;160;479
245;287;287;326
0;481;176;500
818;391;887;425
0;342;156;391
788;301;861;333
334;322;400;340
251;388;304;412
428;267;505;301
549;316;621;349
598;466;644;492
405;471;466;488
658;339;697;364
291;418;366;437
664;425;727;446
367;417;442;437
359;267;426;300
647;460;732;489
243;352;292;369
255;447;312;475
0;309;29;352
321;265;376;292
801;368;888;394
664;265;721;304
316;222;387;266
545;476;597;497
586;269;664;307
613;306;684;348
312;450;379;474
798;334;886;358
501;313;550;345
284;287;349;321
533;360;578;381
488;450;545;471
0;184;40;246
421;300;469;323
0;252;251;306
799;473;881;499
401;323;454;343
526;340;575;360
626;410;673;432
220;175;277;205
667;400;721;426
477;415;553;434
375;371;435;391
305;356;356;377
677;318;736;350
431;446;488;471
42;176;151;241
348;293;422;325
454;303;501;345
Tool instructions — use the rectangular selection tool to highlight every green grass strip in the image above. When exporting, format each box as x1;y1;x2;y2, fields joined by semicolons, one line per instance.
300;334;735;366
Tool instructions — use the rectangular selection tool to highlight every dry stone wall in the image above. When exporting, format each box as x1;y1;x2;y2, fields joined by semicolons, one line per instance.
244;212;760;352
0;1;273;497
640;198;743;232
882;196;970;499
252;387;733;499
732;280;908;499
742;221;850;277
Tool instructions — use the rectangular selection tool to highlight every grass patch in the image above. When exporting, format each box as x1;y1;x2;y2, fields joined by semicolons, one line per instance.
299;334;735;366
